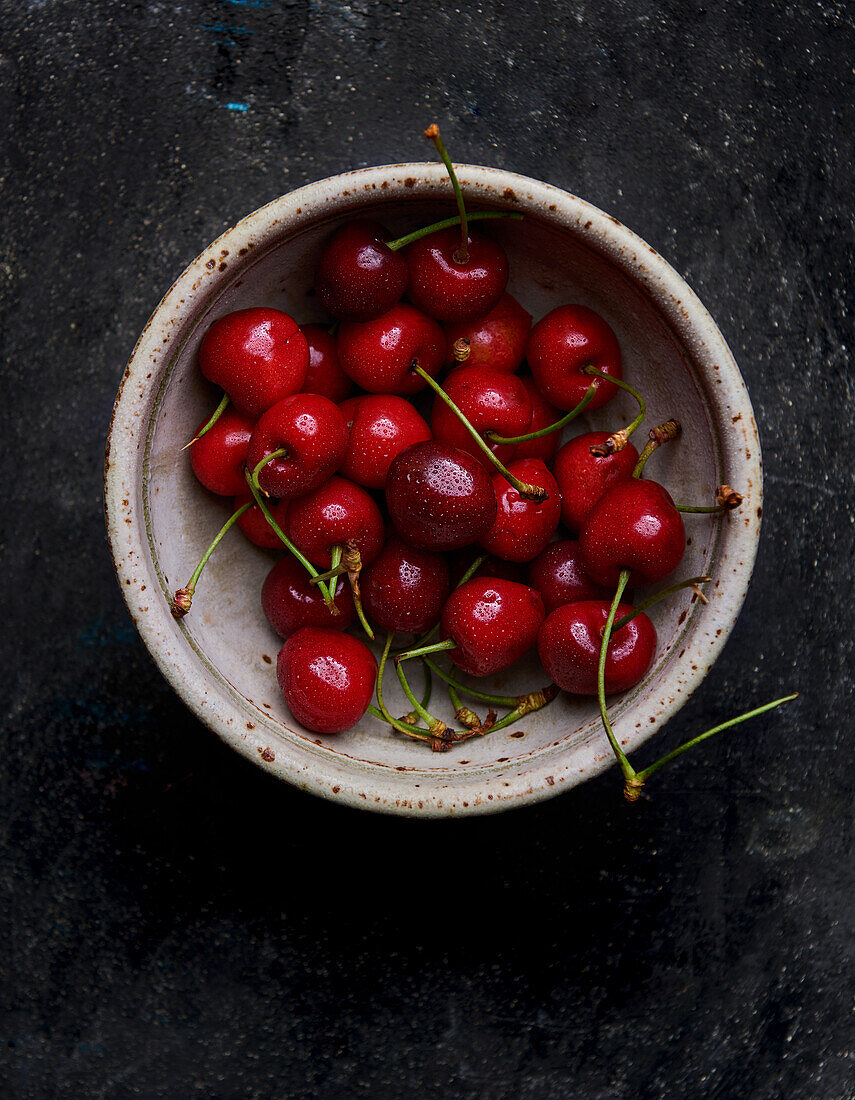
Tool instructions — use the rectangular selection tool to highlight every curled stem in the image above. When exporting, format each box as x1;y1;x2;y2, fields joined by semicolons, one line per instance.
486;383;597;446
170;501;252;617
372;634;436;742
583;366;646;454
632;419;682;478
596;570;637;782
182;392;230;450
251;447;288;492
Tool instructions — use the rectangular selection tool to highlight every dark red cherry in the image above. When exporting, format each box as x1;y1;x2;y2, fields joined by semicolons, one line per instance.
361;535;451;635
442;291;531;372
440;578;545;677
480;458;561;563
315;219;408;322
537;600;657;695
406;227;508;322
337;303;446;395
386;441;497;552
553;431;639;533
262;557;355;637
527;304;621;412
301;324;355;403
430;364;531;472
277;627;377;733
189;406;254;496
512;376;562;464
339;394;432;489
247;393;348;499
233;493;290;549
580;479;686;587
449;551;525;587
285;476;385;570
526;539;613;614
198;307;309;418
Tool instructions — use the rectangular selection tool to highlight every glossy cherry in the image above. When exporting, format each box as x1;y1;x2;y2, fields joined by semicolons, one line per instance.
189;406;255;496
580;478;686;587
277;627;377;734
442;291;531;372
537;600;657;695
285;476;385;570
510;376;562;464
337;303;446;395
386;441;497;552
406;227;508;323
339;394;432;489
301;324;355;403
430;364;531;473
247;393;348;499
480;458;561;563
361;535;451;635
553;430;639;533
526;539;613;614
233;493;290;549
262;556;355;638
314;219;408;322
440;578;545;676
527;304;621;412
198;307;309;418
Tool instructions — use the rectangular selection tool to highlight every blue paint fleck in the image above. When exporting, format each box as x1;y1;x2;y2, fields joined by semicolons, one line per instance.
226;102;250;112
202;22;250;34
224;0;270;7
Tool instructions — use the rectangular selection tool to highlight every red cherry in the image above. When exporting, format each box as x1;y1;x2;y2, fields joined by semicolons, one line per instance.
339;394;432;489
430;364;531;472
361;535;451;635
262;557;355;637
537;600;656;695
189;406;254;496
440;578;545;676
449;551;525;587
285;476;385;570
406;228;508;322
247;394;348;499
314;219;408;322
579;479;686;587
337;303;446;395
442;292;531;372
527;305;621;412
480;458;561;563
277;627;377;733
386;441;497;552
198;307;309;418
511;376;562;463
526;539;613;614
553;431;639;533
233;493;290;549
301;324;355;403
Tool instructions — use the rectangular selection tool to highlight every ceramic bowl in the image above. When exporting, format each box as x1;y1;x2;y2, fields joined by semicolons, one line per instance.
104;163;762;817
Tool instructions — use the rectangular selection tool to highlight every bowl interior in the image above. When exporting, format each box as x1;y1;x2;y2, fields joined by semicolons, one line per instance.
144;192;729;786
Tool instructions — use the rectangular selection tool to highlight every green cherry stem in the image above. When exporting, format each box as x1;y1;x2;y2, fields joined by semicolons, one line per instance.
371;634;436;742
170;501;252;617
413;365;548;502
632;419;682;478
445;677;483;731
482;685;560;734
399;661;434;727
395;638;456;664
392;553;487;658
676;485;744;514
596;569;636;782
486;383;597;446
424;123;469;262
251;447;288;492
585;367;647;454
182;392;230;451
386;211;523;253
422;658;520;708
395;659;448;735
611;576;712;632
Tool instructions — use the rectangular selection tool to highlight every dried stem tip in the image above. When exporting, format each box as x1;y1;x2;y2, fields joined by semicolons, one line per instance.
649;418;682;446
623;775;645;803
452;337;471;363
170;587;193;618
716;484;744;510
424;123;440;139
590;428;629;457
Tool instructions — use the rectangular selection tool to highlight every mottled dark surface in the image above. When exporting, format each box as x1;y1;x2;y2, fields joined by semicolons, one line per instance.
2;1;853;1096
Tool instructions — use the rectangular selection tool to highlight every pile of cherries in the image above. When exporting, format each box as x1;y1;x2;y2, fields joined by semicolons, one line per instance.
173;127;794;800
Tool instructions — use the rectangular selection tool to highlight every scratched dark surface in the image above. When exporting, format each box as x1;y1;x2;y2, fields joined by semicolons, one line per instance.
2;1;853;1097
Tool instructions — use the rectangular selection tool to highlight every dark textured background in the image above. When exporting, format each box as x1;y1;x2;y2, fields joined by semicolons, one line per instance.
2;1;853;1096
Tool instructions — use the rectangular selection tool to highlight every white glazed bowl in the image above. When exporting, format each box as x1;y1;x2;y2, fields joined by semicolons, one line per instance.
105;163;762;817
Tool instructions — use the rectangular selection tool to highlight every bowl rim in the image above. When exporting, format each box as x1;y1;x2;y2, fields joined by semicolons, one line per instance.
104;162;763;817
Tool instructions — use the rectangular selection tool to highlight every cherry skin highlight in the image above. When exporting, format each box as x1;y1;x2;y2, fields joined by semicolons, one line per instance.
526;539;613;614
442;292;531;372
301;324;355;403
339;394;432;490
277;627;377;734
553;431;639;533
285;476;385;570
262;557;355;638
480;458;561;563
527;304;622;412
580;478;686;587
538;600;656;695
189;406;255;496
385;440;497;552
247;393;348;499
337;303;445;396
430;364;532;473
406;227;508;322
440;577;546;677
361;535;451;635
315;219;408;322
233;493;290;549
198;307;309;419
